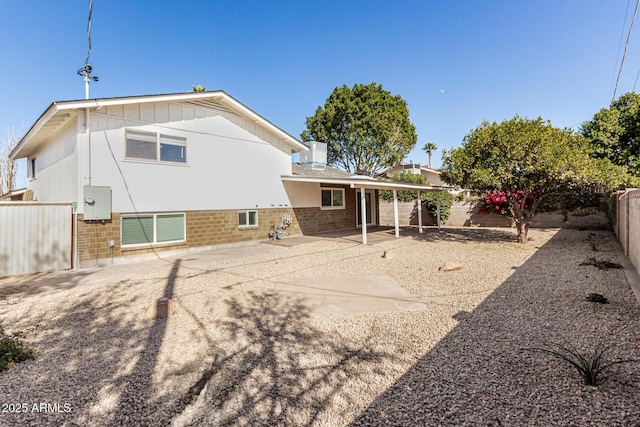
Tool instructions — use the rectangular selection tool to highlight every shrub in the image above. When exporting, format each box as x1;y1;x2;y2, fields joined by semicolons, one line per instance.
525;340;636;386
379;172;453;221
580;257;622;270
0;326;36;372
586;293;608;304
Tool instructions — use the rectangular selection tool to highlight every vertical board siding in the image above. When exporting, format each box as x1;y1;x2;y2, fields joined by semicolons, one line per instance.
0;203;72;276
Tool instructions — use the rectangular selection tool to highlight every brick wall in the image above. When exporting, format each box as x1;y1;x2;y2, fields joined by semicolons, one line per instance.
294;184;357;234
76;185;364;267
77;207;304;267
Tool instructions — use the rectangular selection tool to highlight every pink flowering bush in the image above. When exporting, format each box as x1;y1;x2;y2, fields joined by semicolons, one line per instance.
477;190;535;216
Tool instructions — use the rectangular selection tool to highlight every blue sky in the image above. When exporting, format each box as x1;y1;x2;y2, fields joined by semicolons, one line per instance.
1;1;639;188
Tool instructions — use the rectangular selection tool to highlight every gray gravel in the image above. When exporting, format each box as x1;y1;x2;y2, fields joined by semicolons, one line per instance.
0;227;639;426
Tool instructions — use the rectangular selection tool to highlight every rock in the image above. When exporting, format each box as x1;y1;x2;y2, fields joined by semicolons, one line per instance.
382;251;394;259
439;262;462;272
144;297;176;320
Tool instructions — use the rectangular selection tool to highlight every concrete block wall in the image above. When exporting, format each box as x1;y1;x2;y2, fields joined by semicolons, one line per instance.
293;185;357;234
378;200;437;226
77;207;304;267
616;189;640;273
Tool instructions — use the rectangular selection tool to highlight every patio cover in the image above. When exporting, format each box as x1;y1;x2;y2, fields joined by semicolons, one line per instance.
282;167;452;244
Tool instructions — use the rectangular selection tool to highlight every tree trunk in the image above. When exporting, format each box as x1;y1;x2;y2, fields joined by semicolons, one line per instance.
516;221;528;243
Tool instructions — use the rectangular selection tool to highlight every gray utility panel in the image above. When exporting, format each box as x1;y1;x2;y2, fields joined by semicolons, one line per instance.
83;185;112;220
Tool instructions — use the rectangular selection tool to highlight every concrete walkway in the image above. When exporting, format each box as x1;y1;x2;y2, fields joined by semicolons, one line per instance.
0;230;427;316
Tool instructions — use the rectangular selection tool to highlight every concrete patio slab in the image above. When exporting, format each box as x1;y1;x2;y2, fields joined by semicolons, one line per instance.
274;275;426;316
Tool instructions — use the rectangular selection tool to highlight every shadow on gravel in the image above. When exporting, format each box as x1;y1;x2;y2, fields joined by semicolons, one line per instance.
411;226;520;244
350;228;640;426
171;290;396;426
0;259;184;426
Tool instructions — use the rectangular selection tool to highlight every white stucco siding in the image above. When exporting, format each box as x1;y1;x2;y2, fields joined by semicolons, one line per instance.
283;181;321;207
27;118;78;203
85;113;295;213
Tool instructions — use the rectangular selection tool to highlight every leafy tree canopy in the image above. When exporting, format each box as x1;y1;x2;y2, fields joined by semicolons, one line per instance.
441;115;631;243
581;91;640;175
301;82;417;176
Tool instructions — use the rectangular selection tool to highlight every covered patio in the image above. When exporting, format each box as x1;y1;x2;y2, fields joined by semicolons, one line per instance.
282;171;450;244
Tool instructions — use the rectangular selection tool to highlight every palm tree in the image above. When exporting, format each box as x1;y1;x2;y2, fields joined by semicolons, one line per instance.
192;85;206;92
423;142;438;168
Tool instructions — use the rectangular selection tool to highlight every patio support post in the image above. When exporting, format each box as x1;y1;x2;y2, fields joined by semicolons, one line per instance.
393;189;400;238
437;191;441;230
417;191;423;233
361;188;368;244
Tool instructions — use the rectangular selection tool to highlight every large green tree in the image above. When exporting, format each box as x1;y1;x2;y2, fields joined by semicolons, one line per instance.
441;115;629;243
581;92;640;176
301;82;417;176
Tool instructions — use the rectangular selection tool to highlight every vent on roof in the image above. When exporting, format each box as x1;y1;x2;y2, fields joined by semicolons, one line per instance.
299;141;327;170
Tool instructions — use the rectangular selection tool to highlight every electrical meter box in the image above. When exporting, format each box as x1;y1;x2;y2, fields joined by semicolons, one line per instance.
83;185;112;220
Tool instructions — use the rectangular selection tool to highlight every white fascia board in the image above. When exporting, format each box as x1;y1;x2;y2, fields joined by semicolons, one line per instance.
281;175;446;192
10;103;60;159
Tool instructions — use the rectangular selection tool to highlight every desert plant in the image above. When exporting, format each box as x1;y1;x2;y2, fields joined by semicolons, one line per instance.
525;340;636;386
0;326;36;372
587;233;600;251
580;257;622;270
586;293;608;304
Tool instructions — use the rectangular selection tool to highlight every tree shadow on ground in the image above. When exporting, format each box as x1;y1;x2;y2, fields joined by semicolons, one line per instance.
0;259;184;426
172;290;396;426
411;226;519;244
350;228;640;426
0;256;396;426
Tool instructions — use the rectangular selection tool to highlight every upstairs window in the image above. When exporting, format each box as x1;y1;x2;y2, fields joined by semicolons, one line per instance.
125;130;187;163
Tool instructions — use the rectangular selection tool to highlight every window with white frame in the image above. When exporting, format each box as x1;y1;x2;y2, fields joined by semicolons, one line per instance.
121;213;185;246
321;188;344;209
125;130;187;163
238;210;258;227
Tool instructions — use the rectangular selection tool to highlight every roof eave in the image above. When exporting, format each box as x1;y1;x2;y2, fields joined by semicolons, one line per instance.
281;175;448;191
10;102;59;160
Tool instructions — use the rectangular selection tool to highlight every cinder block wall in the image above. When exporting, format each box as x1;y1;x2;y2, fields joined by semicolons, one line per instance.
294;185;357;234
77;207;303;267
378;200;437;226
617;189;640;273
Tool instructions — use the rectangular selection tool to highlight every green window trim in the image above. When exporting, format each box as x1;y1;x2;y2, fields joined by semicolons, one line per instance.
121;213;186;246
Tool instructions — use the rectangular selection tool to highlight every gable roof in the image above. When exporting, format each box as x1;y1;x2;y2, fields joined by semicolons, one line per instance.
10;91;308;159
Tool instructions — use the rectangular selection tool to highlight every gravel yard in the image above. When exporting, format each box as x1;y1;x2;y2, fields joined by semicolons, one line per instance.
1;227;639;426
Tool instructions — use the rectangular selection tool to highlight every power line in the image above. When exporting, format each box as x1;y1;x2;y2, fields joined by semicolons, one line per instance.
612;0;640;103
610;0;631;97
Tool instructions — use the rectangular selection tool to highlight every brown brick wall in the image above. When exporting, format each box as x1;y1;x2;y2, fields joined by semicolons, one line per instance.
77;207;304;265
293;185;359;234
77;186;371;266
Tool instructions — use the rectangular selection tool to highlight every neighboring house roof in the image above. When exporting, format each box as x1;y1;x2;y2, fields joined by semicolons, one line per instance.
10;91;308;160
0;188;26;201
381;162;441;176
284;163;447;192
